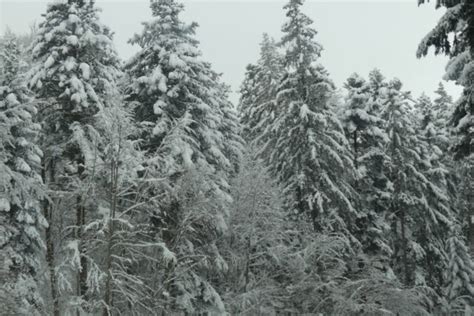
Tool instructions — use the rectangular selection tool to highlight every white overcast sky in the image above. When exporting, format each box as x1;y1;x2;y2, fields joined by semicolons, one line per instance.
0;0;463;104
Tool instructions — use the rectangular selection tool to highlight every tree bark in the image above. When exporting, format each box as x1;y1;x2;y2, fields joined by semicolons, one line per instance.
103;159;118;316
42;159;60;316
76;161;87;314
400;207;410;285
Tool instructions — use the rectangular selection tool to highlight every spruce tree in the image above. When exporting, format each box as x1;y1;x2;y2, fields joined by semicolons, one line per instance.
0;31;46;315
383;79;424;286
125;0;240;312
383;80;456;302
444;229;474;312
433;82;453;126
341;73;392;260
29;0;122;313
239;33;283;152
266;0;357;238
417;0;473;160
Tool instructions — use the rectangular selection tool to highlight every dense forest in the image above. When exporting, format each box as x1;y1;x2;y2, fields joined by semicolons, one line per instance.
0;0;473;315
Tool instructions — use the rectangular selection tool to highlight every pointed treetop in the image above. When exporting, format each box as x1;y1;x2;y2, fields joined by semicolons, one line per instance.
345;72;367;89
150;0;185;20
0;31;21;84
368;68;385;86
280;0;322;69
434;82;453;104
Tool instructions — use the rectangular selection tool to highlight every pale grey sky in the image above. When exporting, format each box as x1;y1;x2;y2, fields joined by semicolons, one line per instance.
0;0;463;104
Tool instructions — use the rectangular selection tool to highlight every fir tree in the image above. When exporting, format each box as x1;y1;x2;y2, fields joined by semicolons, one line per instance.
383;79;424;286
444;228;474;312
264;0;357;240
239;33;283;152
0;32;46;315
384;80;455;301
341;73;392;260
433;82;453;125
417;0;473;160
125;0;231;191
29;0;122;313
125;0;240;312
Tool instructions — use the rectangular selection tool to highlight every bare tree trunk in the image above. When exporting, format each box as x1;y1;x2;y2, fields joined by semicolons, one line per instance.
76;161;87;316
400;207;410;285
42;159;60;316
103;158;118;316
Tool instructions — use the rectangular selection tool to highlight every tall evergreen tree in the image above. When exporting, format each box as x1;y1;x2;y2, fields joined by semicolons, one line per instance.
383;80;457;304
265;0;357;238
125;0;231;193
341;73;392;261
433;82;453;125
125;0;242;313
417;0;473;160
0;31;46;315
383;79;425;287
239;33;283;151
29;0;122;313
443;228;474;312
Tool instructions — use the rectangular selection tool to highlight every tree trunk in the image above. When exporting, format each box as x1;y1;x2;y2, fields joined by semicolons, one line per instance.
76;161;87;314
400;207;410;285
103;159;118;316
42;159;60;316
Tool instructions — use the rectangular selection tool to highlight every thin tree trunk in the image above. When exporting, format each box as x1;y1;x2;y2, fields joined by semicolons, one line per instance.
76;161;87;315
103;159;118;316
42;159;60;316
400;207;410;285
353;130;358;171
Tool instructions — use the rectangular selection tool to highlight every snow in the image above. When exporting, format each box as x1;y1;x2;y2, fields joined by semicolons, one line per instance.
158;242;177;265
0;198;10;212
158;77;167;93
6;93;18;106
16;158;31;173
79;63;90;80
64;56;77;71
44;55;55;69
300;103;310;121
66;35;79;46
17;137;29;147
169;53;187;68
153;100;166;115
44;32;53;42
68;14;80;24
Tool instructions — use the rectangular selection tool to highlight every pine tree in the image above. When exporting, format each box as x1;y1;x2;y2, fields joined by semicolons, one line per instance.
239;33;283;152
0;31;46;315
29;0;122;313
266;0;356;238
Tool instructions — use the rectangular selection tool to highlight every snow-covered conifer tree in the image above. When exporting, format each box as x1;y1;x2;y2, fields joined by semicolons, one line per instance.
417;0;473;161
239;33;283;151
341;73;392;260
29;0;122;313
266;0;356;237
383;79;455;298
0;31;46;316
125;0;240;313
443;228;474;312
